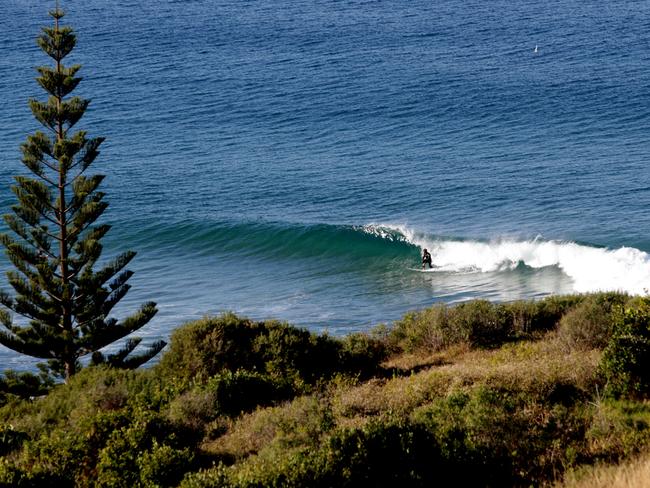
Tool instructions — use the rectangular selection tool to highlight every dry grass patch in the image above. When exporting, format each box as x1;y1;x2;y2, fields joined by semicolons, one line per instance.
333;338;600;421
560;451;650;488
381;343;469;371
202;395;333;459
332;369;457;419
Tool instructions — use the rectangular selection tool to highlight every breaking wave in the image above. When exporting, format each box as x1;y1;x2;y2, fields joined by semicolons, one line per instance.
364;223;650;294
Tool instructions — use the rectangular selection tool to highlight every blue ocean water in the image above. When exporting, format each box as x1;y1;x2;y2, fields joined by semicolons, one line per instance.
2;0;650;369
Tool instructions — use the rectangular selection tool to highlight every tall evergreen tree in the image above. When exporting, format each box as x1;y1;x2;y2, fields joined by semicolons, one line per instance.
0;4;165;382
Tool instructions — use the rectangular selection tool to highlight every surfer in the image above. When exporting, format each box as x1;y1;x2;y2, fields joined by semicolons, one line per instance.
422;248;433;269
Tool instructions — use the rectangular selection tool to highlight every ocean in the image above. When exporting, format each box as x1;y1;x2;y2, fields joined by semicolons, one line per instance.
2;0;650;370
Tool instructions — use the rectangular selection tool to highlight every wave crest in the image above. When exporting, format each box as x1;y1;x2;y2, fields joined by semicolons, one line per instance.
367;224;650;294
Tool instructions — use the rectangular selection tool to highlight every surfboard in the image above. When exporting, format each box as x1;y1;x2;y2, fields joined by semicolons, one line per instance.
408;266;439;272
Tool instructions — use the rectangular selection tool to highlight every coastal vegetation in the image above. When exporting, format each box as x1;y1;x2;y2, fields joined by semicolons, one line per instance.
0;6;164;382
1;292;650;487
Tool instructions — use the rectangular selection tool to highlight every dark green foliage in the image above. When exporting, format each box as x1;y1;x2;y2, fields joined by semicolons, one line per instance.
601;298;650;399
156;314;266;381
525;294;586;332
138;441;195;487
0;424;28;457
0;369;53;406
182;422;444;488
167;370;290;429
0;4;163;382
156;314;385;387
204;370;288;416
95;411;181;487
315;421;447;488
0;366;199;487
182;388;591;488
412;387;591;485
339;332;387;376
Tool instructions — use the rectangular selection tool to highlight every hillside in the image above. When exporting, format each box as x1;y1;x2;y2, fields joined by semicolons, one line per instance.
1;292;649;487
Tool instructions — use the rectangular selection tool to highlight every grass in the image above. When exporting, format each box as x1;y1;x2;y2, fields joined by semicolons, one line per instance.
560;450;650;487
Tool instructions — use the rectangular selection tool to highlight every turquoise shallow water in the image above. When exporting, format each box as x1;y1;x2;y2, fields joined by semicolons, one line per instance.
2;0;650;369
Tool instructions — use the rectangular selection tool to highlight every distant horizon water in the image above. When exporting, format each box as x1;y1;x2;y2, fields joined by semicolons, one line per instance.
2;0;650;370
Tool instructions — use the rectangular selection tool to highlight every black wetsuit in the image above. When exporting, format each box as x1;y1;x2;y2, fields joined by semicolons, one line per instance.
422;252;432;268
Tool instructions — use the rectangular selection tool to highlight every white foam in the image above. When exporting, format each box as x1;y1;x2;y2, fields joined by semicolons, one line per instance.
364;223;650;295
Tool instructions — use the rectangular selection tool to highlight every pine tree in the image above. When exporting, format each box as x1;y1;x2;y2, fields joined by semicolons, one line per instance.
0;4;165;382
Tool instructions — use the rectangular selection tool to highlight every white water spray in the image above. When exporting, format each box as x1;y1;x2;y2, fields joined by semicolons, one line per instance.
363;224;650;295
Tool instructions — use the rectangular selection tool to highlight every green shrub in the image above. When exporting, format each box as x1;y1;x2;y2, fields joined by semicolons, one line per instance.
0;366;197;487
388;304;465;352
338;333;387;377
0;424;28;457
528;294;585;332
387;294;622;354
183;421;443;488
453;300;511;347
167;370;289;429
156;314;265;382
0;366;172;438
387;300;517;353
0;369;53;407
188;382;591;487
1;424;101;486
208;370;289;416
189;412;564;488
412;386;589;484
601;299;650;399
0;461;68;488
557;294;628;351
96;410;187;487
138;440;195;487
156;314;383;387
265;395;335;452
252;324;340;384
586;400;650;463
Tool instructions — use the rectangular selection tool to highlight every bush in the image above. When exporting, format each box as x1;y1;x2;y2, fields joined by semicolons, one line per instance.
183;421;442;488
139;440;195;487
601;299;650;399
0;366;197;487
527;295;585;332
0;425;28;456
338;333;387;377
156;314;265;382
586;400;650;463
156;314;384;387
453;300;511;347
387;294;622;354
0;369;53;407
0;415;124;487
0;366;173;439
388;304;467;353
186;400;586;488
412;386;591;484
557;294;628;351
314;421;442;487
95;410;192;487
387;300;520;353
167;370;289;429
